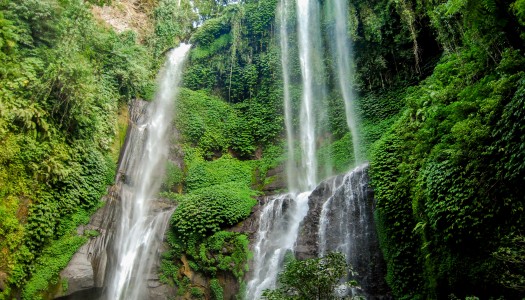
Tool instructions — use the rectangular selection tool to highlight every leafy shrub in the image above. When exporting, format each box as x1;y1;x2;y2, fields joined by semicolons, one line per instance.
210;278;224;300
162;161;183;192
370;43;525;299
171;183;256;241
262;252;357;300
21;235;87;300
185;154;253;191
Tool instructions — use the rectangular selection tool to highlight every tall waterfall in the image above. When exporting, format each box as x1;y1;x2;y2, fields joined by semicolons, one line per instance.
280;0;296;193
245;0;327;298
106;43;191;300
327;0;361;163
244;0;380;297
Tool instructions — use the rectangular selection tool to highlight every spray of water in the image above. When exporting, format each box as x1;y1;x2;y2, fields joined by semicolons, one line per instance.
280;0;297;193
297;0;317;191
318;164;378;298
245;0;326;297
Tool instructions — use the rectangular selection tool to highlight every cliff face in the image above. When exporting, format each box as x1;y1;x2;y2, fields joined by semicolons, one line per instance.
295;166;391;299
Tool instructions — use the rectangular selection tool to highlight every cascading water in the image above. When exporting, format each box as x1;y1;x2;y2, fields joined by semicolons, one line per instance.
280;0;296;193
318;164;370;257
245;193;310;299
297;0;318;190
245;0;385;297
316;164;388;298
327;0;361;163
105;43;191;300
245;0;327;298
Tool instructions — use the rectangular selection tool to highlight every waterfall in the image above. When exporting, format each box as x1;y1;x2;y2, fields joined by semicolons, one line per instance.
245;0;326;297
280;0;296;193
297;0;317;190
106;43;191;300
318;164;370;258
245;0;377;297
317;164;387;298
327;0;361;163
245;193;310;299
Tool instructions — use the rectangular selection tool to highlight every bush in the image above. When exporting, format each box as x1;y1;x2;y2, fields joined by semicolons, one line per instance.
171;183;256;241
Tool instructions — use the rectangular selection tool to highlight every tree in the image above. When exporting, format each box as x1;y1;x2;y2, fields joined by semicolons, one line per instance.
262;252;361;300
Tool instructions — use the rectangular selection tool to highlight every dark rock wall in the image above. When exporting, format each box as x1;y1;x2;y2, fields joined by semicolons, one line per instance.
295;166;391;299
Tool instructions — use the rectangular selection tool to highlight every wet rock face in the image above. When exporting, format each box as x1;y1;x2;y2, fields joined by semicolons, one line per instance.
295;175;344;260
53;190;118;299
295;165;391;299
262;165;287;195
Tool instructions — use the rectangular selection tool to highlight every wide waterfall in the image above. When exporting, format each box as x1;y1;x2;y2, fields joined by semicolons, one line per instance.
105;43;191;300
245;0;390;298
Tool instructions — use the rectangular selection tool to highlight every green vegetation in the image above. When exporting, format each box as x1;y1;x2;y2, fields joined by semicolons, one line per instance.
0;0;156;297
2;0;525;298
262;252;359;300
171;184;256;241
158;2;287;295
210;278;224;300
369;1;525;299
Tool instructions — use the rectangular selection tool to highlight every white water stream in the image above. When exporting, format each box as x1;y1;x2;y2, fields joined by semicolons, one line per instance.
327;0;361;163
245;192;310;299
106;43;191;300
297;0;317;191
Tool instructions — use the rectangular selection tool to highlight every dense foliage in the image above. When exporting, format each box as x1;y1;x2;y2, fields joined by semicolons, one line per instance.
157;3;288;297
0;0;155;297
262;252;359;300
369;0;525;298
2;0;525;299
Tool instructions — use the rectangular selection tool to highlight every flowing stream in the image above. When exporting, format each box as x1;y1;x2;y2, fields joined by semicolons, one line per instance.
106;43;191;300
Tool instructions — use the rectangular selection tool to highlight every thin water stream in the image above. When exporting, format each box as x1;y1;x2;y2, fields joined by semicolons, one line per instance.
327;0;361;163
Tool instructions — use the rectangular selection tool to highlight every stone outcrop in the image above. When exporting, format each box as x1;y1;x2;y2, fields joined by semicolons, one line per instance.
53;188;118;299
261;165;287;194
